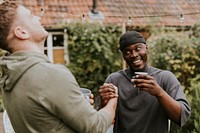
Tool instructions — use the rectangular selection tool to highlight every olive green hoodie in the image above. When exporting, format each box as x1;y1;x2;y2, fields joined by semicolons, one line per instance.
0;51;111;133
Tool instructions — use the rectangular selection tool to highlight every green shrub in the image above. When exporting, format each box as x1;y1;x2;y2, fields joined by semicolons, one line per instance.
186;75;200;133
0;95;4;112
148;26;200;94
190;84;200;133
63;23;123;94
0;49;7;112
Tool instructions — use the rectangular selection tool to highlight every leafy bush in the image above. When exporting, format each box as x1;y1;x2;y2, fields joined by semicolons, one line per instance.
190;84;200;132
148;26;200;94
0;49;7;111
63;23;123;94
186;75;200;133
0;95;4;112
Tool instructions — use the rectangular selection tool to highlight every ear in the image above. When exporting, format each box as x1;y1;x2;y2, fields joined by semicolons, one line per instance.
14;26;29;39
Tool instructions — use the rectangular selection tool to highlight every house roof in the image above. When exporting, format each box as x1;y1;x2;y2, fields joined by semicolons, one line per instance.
19;0;200;28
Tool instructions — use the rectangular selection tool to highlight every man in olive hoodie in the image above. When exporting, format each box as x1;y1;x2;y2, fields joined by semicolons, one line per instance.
0;1;118;133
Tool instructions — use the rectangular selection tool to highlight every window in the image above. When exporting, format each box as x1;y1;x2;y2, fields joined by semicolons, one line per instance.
53;34;64;47
45;32;66;64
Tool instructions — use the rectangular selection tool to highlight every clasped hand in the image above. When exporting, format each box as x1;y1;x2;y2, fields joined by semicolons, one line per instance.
99;83;118;107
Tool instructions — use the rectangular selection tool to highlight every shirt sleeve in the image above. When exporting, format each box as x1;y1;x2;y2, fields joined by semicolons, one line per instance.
39;65;112;133
160;71;191;127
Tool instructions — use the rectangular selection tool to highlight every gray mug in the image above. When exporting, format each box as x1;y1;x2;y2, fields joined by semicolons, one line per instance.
80;88;91;101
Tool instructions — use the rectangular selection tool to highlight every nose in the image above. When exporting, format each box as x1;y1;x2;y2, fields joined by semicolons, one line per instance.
130;50;138;57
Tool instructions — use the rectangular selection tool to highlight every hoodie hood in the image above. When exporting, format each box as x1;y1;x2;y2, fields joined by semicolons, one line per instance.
0;51;50;92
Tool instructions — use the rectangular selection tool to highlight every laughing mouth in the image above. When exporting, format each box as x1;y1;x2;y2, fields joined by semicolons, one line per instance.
133;59;141;64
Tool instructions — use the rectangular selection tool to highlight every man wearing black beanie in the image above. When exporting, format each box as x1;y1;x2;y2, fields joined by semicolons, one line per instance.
119;30;146;51
99;30;191;133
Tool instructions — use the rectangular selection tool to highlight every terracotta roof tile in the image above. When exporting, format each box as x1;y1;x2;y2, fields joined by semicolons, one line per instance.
17;0;200;28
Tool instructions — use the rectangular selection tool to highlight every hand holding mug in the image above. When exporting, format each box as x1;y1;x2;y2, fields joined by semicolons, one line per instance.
131;72;162;96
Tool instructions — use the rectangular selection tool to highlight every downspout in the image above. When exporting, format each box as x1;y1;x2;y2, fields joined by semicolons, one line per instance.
91;0;98;14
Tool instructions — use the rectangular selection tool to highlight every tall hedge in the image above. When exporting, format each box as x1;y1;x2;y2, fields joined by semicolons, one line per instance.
63;23;123;94
148;26;200;94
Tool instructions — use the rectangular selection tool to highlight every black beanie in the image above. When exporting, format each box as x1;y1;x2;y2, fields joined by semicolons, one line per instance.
119;30;146;51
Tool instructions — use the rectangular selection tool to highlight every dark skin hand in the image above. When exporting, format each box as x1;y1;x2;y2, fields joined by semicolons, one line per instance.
131;74;162;96
99;83;118;124
99;83;118;108
131;74;181;123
